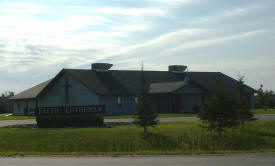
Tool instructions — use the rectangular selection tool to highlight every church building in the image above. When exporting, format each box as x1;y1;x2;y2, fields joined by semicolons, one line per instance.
10;63;256;116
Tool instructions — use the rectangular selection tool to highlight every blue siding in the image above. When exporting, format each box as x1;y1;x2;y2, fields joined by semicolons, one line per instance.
38;73;99;107
13;99;36;115
100;96;136;115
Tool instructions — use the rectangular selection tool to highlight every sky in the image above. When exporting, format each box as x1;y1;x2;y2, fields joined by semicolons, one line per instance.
0;0;274;94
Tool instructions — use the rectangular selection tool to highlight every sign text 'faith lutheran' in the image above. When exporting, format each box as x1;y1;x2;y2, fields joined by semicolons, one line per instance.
35;105;105;116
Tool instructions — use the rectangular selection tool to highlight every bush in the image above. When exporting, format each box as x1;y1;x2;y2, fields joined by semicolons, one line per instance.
36;115;104;128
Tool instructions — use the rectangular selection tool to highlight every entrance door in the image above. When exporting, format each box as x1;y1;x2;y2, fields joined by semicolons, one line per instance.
181;95;198;113
153;94;181;113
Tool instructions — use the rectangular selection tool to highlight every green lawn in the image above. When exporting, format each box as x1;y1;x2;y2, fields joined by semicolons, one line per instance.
0;115;35;120
253;109;275;114
0;121;274;156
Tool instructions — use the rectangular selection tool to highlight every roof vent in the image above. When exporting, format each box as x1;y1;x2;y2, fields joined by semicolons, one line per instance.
91;63;113;72
168;65;187;73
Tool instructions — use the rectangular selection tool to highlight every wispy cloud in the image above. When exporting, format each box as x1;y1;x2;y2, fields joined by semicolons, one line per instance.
198;5;262;24
119;28;206;54
8;2;44;9
158;0;197;5
2;2;45;14
94;7;166;16
170;30;267;52
112;25;146;32
225;5;261;18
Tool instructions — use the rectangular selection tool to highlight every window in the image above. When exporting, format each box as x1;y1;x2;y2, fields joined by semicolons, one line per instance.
135;97;138;103
117;97;122;105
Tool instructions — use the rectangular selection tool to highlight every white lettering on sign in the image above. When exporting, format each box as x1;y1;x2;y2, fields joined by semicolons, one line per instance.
36;105;105;115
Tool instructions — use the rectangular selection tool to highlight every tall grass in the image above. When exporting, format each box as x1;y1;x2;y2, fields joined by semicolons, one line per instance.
0;121;274;155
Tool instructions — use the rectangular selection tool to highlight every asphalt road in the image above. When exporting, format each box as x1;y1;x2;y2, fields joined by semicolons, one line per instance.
0;114;274;128
0;153;274;166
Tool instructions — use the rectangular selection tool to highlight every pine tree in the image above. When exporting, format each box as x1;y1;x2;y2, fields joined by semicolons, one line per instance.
133;65;159;134
199;77;256;135
234;76;255;125
199;81;241;135
256;84;265;108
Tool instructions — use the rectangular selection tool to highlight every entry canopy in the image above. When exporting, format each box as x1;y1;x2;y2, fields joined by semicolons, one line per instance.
150;81;189;94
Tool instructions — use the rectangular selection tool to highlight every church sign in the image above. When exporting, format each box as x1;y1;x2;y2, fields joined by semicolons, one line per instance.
35;105;105;116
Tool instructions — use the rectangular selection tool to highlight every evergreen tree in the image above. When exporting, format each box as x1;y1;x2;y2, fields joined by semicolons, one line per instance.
133;65;158;134
199;77;256;135
256;84;265;108
234;76;255;125
199;81;242;135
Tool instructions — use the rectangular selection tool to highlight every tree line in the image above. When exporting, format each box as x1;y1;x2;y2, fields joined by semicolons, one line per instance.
256;84;274;109
1;91;14;98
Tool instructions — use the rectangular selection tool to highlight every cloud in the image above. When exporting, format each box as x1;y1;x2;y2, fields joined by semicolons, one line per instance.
2;2;45;14
169;30;267;52
225;5;261;18
112;25;146;32
119;28;206;55
93;7;166;16
0;42;105;72
158;0;196;5
8;2;44;9
94;28;268;74
197;5;262;24
0;0;274;94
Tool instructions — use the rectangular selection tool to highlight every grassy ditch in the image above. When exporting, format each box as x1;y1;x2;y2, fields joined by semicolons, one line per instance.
0;121;274;155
